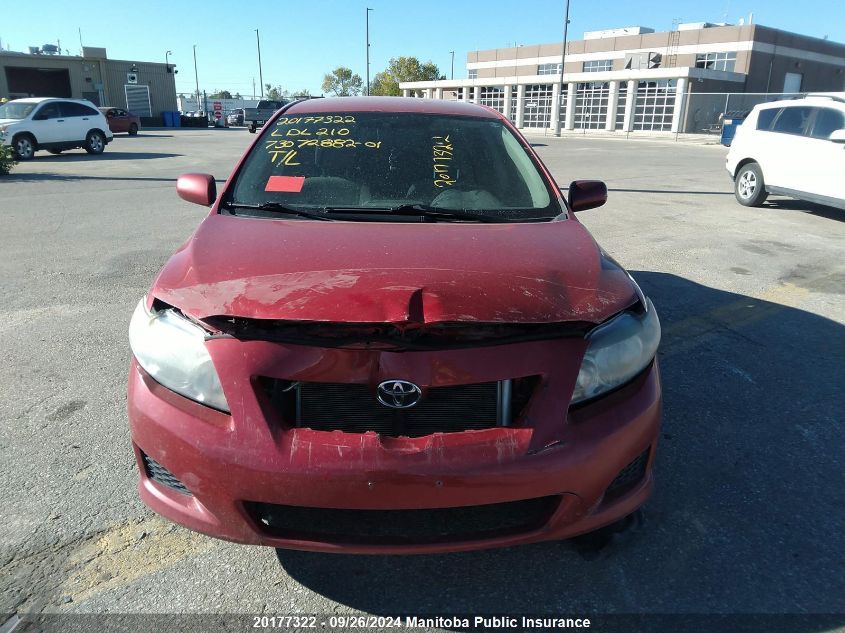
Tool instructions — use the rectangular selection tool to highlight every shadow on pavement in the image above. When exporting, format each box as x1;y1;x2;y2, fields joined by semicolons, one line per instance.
763;198;844;221
275;271;844;628
34;152;182;162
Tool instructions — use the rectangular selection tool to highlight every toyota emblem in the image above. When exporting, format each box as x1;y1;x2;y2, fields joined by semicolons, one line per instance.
376;380;422;409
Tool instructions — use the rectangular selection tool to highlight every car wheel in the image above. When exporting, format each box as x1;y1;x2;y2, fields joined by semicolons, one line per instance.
734;162;768;207
85;130;106;155
12;134;36;160
128;123;139;136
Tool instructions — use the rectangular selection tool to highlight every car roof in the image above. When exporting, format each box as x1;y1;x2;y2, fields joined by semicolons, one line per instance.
284;96;501;119
9;97;100;107
755;92;845;110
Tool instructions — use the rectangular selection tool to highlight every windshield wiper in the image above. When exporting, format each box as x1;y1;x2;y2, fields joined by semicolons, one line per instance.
322;204;502;223
222;201;334;221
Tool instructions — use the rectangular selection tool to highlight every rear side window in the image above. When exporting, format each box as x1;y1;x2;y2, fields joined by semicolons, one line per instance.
810;108;845;139
756;108;780;130
771;106;813;136
60;102;99;117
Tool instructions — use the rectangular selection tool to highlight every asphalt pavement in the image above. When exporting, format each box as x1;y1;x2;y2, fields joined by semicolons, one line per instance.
0;127;843;629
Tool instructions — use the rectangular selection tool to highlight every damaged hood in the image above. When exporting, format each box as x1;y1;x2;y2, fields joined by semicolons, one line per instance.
152;214;637;325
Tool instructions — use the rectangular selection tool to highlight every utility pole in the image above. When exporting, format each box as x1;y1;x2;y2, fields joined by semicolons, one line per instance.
554;0;571;137
256;29;264;98
252;77;256;100
192;44;200;112
450;51;455;80
366;8;373;95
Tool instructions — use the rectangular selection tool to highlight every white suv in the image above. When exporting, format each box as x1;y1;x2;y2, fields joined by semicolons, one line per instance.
726;93;845;211
0;97;114;160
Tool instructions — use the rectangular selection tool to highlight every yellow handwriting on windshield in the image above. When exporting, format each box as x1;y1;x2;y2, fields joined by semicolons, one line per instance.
432;135;456;188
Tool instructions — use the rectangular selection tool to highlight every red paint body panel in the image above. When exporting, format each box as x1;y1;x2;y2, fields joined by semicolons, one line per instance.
129;98;662;553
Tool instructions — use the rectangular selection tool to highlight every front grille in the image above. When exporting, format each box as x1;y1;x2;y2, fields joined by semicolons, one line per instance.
605;449;650;498
246;496;560;544
141;452;191;496
258;376;539;438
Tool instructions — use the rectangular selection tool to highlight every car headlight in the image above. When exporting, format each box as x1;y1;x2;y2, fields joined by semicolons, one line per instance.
571;298;660;404
129;298;229;412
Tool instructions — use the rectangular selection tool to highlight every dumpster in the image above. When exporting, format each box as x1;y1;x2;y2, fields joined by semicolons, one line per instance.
720;110;750;146
161;111;174;127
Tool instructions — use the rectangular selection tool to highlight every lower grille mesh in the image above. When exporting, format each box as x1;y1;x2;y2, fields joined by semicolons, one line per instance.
606;449;650;498
246;496;560;544
142;453;191;496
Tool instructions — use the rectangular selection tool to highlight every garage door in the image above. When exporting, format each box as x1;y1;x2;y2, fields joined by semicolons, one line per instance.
124;85;152;117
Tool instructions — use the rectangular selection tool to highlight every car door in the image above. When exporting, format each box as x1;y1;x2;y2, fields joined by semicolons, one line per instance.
804;106;845;202
29;102;64;144
59;102;96;142
761;106;815;191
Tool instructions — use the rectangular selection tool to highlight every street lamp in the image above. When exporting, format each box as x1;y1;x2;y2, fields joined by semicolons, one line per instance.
450;50;455;80
255;29;264;99
193;44;200;112
366;8;373;95
165;50;172;70
554;0;571;137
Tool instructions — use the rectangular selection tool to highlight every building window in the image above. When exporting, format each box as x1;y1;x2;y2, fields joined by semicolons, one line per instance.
468;69;478;79
583;59;613;72
479;86;505;113
633;79;677;131
537;63;562;75
695;51;737;72
523;84;554;128
510;90;518;122
575;82;610;129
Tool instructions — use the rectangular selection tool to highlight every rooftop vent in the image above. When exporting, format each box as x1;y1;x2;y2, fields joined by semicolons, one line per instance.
584;26;655;40
28;46;40;55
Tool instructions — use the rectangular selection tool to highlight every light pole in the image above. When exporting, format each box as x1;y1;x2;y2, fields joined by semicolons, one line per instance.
192;44;200;112
255;29;264;98
366;8;373;95
450;51;455;80
554;0;571;136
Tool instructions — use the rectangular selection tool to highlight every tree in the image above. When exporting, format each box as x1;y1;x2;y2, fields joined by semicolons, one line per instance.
370;57;442;96
321;67;363;96
264;84;286;100
234;92;242;99
209;90;232;99
291;88;311;97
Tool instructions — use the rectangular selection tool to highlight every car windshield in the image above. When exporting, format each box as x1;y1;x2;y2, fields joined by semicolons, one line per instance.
0;102;36;120
227;111;560;222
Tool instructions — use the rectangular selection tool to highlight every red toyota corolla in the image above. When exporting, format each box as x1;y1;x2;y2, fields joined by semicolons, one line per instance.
127;97;661;554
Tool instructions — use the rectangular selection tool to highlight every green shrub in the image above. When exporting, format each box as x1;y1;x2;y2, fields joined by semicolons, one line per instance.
0;144;15;175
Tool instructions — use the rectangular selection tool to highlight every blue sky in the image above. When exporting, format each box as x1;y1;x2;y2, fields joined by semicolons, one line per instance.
2;0;843;96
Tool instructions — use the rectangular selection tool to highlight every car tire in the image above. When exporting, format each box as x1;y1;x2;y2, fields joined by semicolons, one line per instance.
734;162;768;207
85;130;106;155
12;133;36;160
128;123;138;136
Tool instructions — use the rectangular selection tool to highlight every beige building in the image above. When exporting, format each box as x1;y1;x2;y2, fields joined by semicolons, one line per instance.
0;46;177;119
400;23;845;133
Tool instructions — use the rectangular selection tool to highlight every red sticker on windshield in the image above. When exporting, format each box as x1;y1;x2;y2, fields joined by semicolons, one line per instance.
265;176;305;192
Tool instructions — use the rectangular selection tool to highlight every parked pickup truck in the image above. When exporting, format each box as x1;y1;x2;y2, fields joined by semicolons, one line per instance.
243;100;287;133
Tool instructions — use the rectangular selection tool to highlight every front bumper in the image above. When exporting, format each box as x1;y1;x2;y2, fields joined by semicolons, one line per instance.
128;338;661;554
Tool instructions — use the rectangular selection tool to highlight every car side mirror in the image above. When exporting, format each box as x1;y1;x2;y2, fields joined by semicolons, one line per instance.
176;173;217;207
567;180;608;211
829;129;845;143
